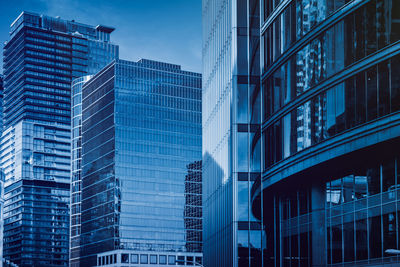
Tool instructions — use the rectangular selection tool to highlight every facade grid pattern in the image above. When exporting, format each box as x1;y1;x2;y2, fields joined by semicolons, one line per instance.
252;0;400;266
1;11;118;267
79;59;202;266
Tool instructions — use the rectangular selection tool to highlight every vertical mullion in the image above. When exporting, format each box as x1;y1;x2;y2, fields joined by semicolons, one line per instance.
381;164;384;258
297;191;300;267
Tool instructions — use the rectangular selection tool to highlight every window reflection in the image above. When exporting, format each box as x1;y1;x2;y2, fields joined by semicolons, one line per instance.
354;175;367;200
238;181;249;221
263;55;400;169
237;132;249;172
323;157;400;264
263;0;400;123
263;0;351;68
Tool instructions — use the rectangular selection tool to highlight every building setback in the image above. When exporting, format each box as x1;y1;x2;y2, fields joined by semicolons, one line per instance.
252;0;400;266
78;59;202;266
1;11;118;266
202;0;263;266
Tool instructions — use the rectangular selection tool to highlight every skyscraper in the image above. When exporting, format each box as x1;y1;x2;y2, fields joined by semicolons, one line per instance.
251;0;400;266
78;59;202;266
1;12;118;266
70;75;92;266
202;0;262;266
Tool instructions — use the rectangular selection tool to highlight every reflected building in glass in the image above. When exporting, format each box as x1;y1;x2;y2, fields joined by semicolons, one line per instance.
78;59;202;266
202;0;263;266
184;160;202;254
252;0;400;266
1;12;118;266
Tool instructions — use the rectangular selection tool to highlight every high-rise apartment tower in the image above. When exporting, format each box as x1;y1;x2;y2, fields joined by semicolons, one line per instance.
1;12;118;266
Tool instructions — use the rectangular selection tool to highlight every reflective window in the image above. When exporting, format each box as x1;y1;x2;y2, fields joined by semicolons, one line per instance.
150;255;157;264
263;0;400;122
121;254;129;263
238;181;249;221
140;254;148;264
159;255;167;265
323;158;400;264
237;132;249;172
263;0;350;67
168;255;176;265
263;56;400;169
131;254;138;264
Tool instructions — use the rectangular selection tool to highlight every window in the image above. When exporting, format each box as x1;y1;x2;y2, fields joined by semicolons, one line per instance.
150;255;157;264
159;255;167;265
366;66;378;121
177;256;185;265
195;257;202;265
121;253;129;263
238;181;249;221
130;254;138;264
186;256;194;265
140;254;148;264
168;255;176;265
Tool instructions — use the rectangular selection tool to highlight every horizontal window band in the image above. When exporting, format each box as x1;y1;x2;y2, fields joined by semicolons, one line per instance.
262;42;400;132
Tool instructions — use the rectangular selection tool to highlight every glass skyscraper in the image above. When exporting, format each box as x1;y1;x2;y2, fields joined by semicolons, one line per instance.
70;75;92;266
1;12;118;266
77;59;202;266
251;0;400;266
202;0;263;266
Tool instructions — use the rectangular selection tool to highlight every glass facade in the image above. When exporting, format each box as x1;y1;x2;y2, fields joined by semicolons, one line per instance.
1;11;118;267
3;12;118;127
70;75;92;266
202;0;263;266
184;161;203;253
252;0;400;266
78;59;202;266
1;121;71;266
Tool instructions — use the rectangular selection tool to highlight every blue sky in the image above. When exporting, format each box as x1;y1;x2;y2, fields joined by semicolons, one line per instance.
0;0;202;73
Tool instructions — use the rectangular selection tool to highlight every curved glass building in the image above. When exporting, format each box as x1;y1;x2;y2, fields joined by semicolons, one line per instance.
252;0;400;266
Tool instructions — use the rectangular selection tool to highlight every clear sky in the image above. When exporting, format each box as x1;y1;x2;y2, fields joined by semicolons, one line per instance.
0;0;202;73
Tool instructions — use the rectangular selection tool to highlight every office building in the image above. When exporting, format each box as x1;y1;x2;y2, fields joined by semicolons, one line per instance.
70;75;92;266
1;12;118;266
251;0;400;266
78;59;202;266
202;0;263;266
